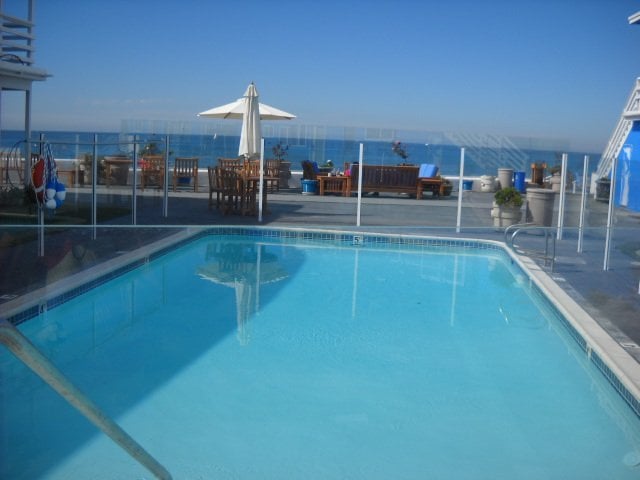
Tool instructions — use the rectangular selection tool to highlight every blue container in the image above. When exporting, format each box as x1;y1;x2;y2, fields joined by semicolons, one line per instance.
462;180;473;191
301;179;318;195
513;171;526;193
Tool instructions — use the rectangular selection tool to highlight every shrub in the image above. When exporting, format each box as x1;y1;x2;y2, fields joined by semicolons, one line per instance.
494;187;523;207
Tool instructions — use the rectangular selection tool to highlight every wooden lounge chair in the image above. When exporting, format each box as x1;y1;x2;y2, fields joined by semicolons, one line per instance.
172;157;199;192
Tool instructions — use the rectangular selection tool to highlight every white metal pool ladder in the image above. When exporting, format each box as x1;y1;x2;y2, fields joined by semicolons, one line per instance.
0;318;172;480
504;223;556;272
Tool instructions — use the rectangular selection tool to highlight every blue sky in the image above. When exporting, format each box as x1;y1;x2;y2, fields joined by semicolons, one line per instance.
3;0;640;151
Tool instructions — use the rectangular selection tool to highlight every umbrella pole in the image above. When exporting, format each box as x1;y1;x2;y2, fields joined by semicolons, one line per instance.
259;138;265;222
356;143;363;227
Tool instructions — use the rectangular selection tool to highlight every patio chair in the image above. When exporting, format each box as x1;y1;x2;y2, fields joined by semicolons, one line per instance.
265;159;280;192
218;157;244;171
140;155;165;191
208;166;223;209
219;167;241;215
172;157;199;192
417;163;442;198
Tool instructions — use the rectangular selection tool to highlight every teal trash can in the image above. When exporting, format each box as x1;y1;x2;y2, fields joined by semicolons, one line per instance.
513;171;526;193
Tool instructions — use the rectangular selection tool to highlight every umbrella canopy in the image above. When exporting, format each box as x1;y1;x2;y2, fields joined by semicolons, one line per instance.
198;82;296;158
197;97;296;120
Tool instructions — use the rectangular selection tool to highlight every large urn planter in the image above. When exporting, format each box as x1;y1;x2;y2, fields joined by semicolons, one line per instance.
550;172;562;192
491;203;522;227
526;188;555;226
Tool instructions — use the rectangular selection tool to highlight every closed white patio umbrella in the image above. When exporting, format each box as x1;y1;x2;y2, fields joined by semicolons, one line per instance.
198;82;296;221
238;82;261;159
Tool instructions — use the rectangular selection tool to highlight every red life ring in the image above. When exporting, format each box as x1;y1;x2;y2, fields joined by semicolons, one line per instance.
31;157;45;202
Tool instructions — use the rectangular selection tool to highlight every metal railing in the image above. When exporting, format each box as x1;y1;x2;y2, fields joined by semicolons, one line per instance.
0;318;172;480
504;223;556;271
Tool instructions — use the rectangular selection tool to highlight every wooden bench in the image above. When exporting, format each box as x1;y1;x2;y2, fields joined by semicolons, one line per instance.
349;165;442;197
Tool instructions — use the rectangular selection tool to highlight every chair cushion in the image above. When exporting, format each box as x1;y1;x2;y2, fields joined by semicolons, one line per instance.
419;164;439;178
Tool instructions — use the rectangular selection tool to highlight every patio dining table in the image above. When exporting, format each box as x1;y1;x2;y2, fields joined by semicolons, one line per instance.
240;175;270;216
217;166;272;216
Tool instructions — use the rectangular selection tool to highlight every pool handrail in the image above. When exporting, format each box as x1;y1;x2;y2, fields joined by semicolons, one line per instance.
504;223;556;272
0;318;172;480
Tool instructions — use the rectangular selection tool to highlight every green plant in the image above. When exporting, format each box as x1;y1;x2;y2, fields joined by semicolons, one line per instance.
301;160;316;180
494;187;523;207
392;140;409;159
141;142;162;156
272;143;289;161
321;160;334;168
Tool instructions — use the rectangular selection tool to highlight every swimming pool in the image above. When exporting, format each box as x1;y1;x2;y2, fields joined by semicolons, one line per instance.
2;228;640;479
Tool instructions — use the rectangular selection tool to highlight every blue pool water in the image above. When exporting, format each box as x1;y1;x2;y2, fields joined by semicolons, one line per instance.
2;233;640;479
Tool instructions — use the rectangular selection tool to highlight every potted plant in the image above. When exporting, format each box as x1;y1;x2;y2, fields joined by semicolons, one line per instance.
300;160;319;194
319;160;334;175
272;143;291;188
392;140;409;163
272;142;289;161
491;186;523;227
141;142;162;157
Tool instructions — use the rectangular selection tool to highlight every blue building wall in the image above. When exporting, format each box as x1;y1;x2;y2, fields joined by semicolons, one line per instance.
616;121;640;212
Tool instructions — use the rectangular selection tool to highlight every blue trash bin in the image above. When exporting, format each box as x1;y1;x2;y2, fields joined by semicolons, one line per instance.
513;171;526;193
462;180;473;191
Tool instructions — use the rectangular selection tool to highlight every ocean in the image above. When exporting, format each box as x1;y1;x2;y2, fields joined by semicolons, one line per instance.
0;129;602;179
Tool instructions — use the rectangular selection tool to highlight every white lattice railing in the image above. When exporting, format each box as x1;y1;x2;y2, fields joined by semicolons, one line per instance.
595;78;640;179
0;10;34;66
